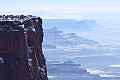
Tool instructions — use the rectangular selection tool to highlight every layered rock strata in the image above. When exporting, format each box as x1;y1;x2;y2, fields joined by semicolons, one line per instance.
0;15;48;80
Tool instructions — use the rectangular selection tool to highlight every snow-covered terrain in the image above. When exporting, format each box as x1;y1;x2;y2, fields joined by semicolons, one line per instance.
43;19;120;80
47;60;101;80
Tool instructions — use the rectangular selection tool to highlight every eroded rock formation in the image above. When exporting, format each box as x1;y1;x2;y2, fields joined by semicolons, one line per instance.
0;15;48;80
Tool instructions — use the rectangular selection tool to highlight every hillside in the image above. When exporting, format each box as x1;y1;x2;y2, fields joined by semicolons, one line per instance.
43;28;97;49
43;19;92;33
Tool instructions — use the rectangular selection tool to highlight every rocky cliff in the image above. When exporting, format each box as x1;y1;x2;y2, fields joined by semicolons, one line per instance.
0;15;48;80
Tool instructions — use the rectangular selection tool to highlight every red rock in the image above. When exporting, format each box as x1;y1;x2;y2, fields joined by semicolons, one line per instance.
0;15;48;80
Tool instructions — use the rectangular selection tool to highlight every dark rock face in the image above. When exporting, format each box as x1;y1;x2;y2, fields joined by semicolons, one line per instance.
0;15;48;80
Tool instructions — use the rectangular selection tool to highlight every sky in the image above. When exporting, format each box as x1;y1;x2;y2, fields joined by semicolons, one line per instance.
0;0;120;27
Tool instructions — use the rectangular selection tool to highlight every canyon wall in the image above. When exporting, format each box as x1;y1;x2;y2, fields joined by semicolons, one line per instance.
0;15;48;80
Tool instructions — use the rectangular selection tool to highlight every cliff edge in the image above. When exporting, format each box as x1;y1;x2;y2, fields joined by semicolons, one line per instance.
0;15;48;80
